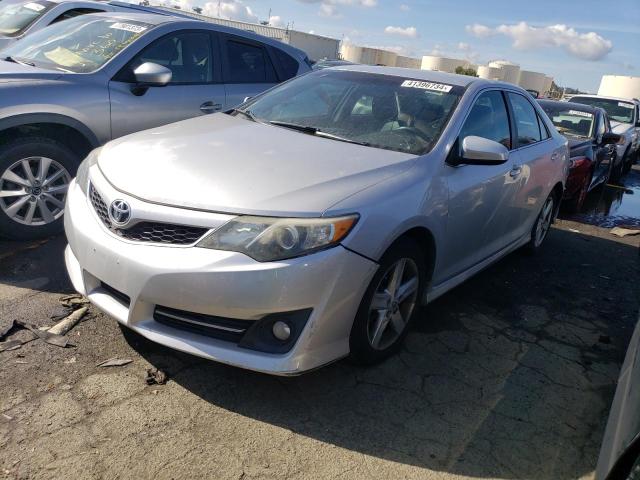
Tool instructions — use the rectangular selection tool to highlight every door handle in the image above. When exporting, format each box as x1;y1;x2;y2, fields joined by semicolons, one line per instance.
200;101;222;114
509;166;522;178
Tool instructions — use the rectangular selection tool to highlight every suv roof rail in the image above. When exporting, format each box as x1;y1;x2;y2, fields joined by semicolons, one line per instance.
107;1;200;20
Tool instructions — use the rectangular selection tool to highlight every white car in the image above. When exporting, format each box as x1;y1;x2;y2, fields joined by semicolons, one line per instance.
570;95;639;177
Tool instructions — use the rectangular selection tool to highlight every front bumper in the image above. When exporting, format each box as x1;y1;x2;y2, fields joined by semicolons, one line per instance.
64;177;377;375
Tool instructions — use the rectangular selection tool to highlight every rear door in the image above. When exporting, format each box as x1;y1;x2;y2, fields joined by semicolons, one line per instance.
506;92;556;238
108;29;225;139
220;33;279;108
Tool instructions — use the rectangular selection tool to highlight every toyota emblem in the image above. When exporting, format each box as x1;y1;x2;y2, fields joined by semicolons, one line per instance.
109;199;131;226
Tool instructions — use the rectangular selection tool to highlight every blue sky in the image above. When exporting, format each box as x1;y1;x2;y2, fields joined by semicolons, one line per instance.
187;0;640;92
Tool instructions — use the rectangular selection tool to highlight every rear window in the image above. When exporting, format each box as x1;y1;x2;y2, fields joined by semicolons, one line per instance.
0;0;54;37
226;39;277;83
273;47;299;80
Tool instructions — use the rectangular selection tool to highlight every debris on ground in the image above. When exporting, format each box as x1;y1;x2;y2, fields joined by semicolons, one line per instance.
48;307;88;336
2;414;13;421
0;320;71;352
96;358;133;367
145;368;168;385
610;226;640;237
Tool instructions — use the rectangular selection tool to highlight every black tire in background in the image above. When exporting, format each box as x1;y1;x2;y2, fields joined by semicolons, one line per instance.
0;137;80;240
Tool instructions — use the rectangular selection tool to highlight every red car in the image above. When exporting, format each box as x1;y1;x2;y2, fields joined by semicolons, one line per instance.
539;100;621;211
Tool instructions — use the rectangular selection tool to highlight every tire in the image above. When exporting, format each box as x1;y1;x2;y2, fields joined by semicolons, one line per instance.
0;137;79;240
349;237;426;365
565;172;591;213
525;192;556;254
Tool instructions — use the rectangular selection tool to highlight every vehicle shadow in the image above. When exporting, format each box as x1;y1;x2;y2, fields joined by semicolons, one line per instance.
123;226;640;479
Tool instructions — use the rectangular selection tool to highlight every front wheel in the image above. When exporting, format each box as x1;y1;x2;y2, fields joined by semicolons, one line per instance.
349;238;425;365
0;137;78;240
525;193;555;254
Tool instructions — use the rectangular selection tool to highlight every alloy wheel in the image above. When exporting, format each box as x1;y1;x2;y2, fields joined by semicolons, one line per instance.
367;257;419;350
0;157;71;226
534;196;554;247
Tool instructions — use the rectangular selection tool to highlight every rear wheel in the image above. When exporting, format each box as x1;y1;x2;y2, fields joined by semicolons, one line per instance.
0;138;78;240
525;193;555;254
349;238;425;365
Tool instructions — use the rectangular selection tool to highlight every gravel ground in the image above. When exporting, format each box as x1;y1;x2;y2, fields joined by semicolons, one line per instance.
0;170;639;480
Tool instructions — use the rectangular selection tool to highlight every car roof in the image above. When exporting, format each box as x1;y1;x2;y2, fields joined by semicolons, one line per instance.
570;93;638;104
71;10;183;25
538;99;600;114
331;64;522;90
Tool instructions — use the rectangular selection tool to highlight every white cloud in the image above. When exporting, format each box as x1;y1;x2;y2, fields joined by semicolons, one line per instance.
296;0;376;18
384;25;418;38
198;0;259;22
466;21;613;61
399;3;409;11
268;15;284;27
457;42;470;51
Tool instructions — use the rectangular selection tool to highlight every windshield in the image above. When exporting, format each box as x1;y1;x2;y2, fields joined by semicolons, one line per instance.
3;16;153;72
0;0;54;37
541;105;594;138
570;97;635;124
239;70;464;155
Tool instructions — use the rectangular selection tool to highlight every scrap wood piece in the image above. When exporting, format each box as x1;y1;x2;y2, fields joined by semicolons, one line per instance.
0;319;70;351
96;357;133;367
59;294;90;309
48;307;88;336
610;226;640;238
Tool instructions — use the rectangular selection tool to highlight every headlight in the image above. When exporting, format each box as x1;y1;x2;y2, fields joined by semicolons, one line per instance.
197;214;359;262
76;147;102;195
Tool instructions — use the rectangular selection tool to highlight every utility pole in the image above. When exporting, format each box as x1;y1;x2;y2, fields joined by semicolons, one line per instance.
217;0;220;17
267;7;271;24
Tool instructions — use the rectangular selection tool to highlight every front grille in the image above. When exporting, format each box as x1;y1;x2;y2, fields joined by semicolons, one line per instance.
101;282;131;307
154;306;255;343
89;184;208;245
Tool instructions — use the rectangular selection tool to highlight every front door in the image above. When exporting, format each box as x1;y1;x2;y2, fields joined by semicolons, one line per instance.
441;89;521;281
108;30;226;139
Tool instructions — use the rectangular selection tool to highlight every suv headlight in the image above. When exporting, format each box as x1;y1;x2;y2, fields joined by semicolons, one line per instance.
197;214;359;262
75;147;102;195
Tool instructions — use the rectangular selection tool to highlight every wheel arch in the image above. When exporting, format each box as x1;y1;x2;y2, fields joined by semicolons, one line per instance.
380;225;437;290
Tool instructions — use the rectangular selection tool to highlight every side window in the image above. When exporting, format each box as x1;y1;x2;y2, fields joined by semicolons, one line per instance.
507;93;542;147
272;47;299;81
460;90;511;149
127;32;213;84
50;8;105;24
538;113;550;140
225;39;277;83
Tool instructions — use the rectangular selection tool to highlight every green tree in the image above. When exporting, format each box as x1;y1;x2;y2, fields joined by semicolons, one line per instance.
455;66;478;77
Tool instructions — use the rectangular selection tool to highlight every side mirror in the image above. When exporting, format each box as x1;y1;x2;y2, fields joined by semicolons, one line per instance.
243;96;253;103
601;132;622;145
450;136;509;166
133;62;172;87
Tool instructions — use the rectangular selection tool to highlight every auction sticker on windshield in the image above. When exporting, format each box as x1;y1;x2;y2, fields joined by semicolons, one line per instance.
568;110;593;118
109;22;147;33
401;80;453;93
24;2;45;11
618;102;634;109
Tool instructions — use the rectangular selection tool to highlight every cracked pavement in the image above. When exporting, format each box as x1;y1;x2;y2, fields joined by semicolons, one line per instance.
0;215;638;479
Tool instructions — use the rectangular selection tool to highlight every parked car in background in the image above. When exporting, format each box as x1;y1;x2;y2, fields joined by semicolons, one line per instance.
312;58;355;70
596;316;640;480
570;95;640;176
64;66;568;375
0;0;127;50
0;12;311;239
538;99;621;211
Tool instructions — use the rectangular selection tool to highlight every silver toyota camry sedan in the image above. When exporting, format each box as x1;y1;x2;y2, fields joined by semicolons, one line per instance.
64;66;569;375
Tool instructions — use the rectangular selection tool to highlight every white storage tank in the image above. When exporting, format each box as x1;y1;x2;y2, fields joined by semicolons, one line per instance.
339;44;397;66
489;60;521;84
395;55;421;69
421;55;468;73
598;76;640;100
477;65;504;81
518;70;547;93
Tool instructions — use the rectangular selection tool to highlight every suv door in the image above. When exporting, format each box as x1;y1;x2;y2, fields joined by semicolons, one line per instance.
442;89;521;280
220;33;279;107
108;30;225;139
506;92;555;238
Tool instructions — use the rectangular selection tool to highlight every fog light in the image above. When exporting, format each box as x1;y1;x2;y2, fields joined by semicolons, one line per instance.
272;321;291;341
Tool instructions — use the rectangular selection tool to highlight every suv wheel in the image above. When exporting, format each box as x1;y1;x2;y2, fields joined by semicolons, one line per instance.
0;137;79;240
349;238;425;365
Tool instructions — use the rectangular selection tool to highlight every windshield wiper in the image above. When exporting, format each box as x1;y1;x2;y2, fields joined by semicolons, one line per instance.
230;108;259;122
3;56;35;66
269;121;372;147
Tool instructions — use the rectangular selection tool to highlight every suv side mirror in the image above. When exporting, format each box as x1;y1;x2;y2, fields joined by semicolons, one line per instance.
133;62;172;87
449;136;509;166
601;132;622;145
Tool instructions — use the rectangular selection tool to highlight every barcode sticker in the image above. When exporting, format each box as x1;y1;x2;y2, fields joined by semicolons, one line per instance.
400;80;453;93
109;22;147;33
618;102;634;109
568;110;593;118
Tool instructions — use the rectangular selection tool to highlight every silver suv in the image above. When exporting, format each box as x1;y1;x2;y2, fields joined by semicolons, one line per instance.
0;12;310;239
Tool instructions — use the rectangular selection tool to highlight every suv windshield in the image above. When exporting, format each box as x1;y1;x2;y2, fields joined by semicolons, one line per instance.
570;96;635;124
0;0;54;37
239;70;464;155
3;16;153;72
540;104;594;138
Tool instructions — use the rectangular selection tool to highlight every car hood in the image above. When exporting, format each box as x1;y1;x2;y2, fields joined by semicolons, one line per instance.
0;58;62;82
98;114;417;217
610;121;633;135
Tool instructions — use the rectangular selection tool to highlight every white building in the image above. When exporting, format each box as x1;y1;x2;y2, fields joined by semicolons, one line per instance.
598;76;640;100
477;65;503;81
488;60;521;84
518;70;547;93
340;44;397;66
421;55;472;73
395;55;421;69
154;6;340;62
